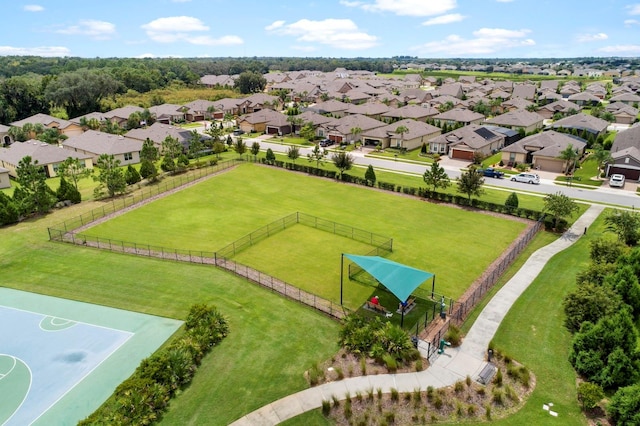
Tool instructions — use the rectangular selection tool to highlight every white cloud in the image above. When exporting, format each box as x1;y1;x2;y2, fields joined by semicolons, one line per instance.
576;32;608;43
411;27;534;56
0;45;70;56
24;4;44;12
422;13;465;26
264;20;285;31
56;20;116;40
625;19;640;25
141;16;243;46
347;0;457;17
626;4;640;15
598;44;640;54
266;18;378;50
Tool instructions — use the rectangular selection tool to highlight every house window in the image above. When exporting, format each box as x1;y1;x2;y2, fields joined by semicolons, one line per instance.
509;153;516;161
625;158;630;164
124;152;133;161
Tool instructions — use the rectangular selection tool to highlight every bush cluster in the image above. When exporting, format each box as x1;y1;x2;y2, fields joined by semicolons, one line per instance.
79;304;228;425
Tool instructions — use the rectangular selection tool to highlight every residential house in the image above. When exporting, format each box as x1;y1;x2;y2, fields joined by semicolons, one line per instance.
62;130;143;166
125;122;198;152
236;109;291;135
0;167;10;189
500;131;587;172
148;104;186;124
550;113;609;137
433;108;485;126
605;102;639;125
241;93;280;112
606;123;640;179
10;113;84;138
537;100;582;119
183;99;217;122
381;104;439;122
567;92;601;107
429;95;468;110
102;106;144;128
0;140;93;178
436;83;464;99
511;84;536;100
399;88;433;104
501;97;535;112
306;100;351;118
428;124;504;159
319;114;385;144
199;74;236;88
360;119;441;150
0;124;12;146
345;102;390;120
483;109;545;134
608;92;640;106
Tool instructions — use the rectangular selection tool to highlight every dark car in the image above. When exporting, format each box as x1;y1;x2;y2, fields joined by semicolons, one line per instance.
232;129;245;136
478;167;505;178
319;139;333;147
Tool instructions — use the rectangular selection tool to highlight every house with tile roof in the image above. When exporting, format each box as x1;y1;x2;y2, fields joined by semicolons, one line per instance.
550;113;609;137
428;124;504;159
433;108;485;126
483;109;545;134
125;122;200;152
0;140;93;178
63;130;143;166
11;113;84;138
318;114;385;144
537;100;582;119
236;109;291;135
501;130;586;172
606;123;640;179
148;104;186;124
360;119;441;150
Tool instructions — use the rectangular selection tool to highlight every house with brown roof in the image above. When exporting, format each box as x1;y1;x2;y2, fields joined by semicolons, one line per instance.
511;84;536;100
125;122;197;152
501;98;534;112
11;113;84;138
433;108;485;126
345;102;390;119
605;102;639;125
483;109;545;134
62;130;143;166
102;106;145;127
0;140;93;178
360;119;441;150
550;113;609;137
381;104;439;121
437;83;464;99
183;99;217;122
0;167;10;189
537;100;582;119
148;104;186;124
500;131;587;172
199;74;236;88
567;92;601;107
236;109;291;135
608;92;640;106
606;123;640;179
306;100;351;118
318;114;385;144
428;124;504;159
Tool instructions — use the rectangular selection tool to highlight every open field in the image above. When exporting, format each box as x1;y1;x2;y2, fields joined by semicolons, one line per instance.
83;163;528;301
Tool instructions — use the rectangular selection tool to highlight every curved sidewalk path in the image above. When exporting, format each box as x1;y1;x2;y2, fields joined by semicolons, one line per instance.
230;204;605;426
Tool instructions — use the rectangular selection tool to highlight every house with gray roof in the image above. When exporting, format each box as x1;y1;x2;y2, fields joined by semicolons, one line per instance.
102;106;145;127
501;131;586;173
567;92;601;107
318;114;385;144
537;100;582;119
606;123;640;179
433;108;485;126
0;140;93;178
428;124;504;159
306;100;351;117
511;84;536;100
183;99;217;121
199;74;236;88
605;102;639;125
0;166;10;188
550;113;609;137
345;102;390;119
148;104;186;124
483;109;545;133
63;130;143;166
236;109;291;135
125;122;198;152
501;97;534;112
11;113;84;137
360;119;440;150
381;104;439;121
608;92;640;105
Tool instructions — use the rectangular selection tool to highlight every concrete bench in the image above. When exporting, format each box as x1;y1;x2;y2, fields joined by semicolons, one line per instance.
477;363;497;385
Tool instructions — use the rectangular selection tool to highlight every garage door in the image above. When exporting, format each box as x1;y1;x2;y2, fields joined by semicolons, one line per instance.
266;126;279;134
535;158;564;173
330;135;343;143
609;166;640;180
451;149;474;160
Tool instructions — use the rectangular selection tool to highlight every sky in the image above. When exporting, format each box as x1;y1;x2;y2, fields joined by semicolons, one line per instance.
1;0;640;59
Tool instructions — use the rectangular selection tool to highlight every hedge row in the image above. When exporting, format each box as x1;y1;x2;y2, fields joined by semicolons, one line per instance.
260;159;544;221
79;304;229;425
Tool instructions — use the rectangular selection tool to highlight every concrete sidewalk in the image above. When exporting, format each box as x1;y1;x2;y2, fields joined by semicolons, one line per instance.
230;204;604;426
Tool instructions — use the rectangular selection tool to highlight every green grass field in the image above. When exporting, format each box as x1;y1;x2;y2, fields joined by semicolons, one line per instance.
84;164;527;302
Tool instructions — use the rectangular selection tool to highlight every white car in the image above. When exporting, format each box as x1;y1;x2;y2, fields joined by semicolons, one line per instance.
609;174;625;188
510;173;540;184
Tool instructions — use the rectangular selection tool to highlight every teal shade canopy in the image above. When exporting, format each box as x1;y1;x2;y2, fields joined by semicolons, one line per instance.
344;254;434;302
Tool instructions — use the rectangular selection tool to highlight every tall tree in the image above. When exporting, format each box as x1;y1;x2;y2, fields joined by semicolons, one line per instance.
423;161;450;191
559;143;579;175
456;167;484;200
212;141;225;160
394;125;409;149
57;157;91;192
544;191;579;230
93;154;126;198
331;151;354;179
364;164;376;186
188;130;204;165
236;71;267;94
140;138;159;163
45;69;124;117
605;210;640;246
287;145;300;163
234;137;247;158
0;74;47;122
15;156;56;215
250;142;261;161
265;147;276;164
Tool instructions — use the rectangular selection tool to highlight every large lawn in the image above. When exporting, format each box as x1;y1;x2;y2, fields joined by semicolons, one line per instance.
83;163;527;301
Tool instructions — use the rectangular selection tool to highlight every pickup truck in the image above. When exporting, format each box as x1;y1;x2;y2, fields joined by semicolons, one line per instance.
478;167;505;178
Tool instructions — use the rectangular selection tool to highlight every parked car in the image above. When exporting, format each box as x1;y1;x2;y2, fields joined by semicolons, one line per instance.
319;139;333;147
232;129;245;136
510;173;540;184
478;167;504;178
609;174;625;188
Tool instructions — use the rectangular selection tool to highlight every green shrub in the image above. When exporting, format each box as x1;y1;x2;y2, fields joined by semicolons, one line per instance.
577;382;604;410
445;324;462;347
390;388;399;401
426;386;434;400
383;353;398;372
493;368;503;387
321;399;331;416
454;380;464;393
505;384;519;402
467;404;476;416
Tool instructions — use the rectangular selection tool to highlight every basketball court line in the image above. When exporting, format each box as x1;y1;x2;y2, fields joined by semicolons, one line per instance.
0;354;33;426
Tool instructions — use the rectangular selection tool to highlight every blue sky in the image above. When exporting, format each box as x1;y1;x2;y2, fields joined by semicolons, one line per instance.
2;0;640;58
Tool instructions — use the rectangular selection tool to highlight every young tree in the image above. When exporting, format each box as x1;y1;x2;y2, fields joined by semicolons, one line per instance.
563;282;623;333
140;138;159;163
350;127;363;144
188;130;204;165
422;161;450;191
394;125;409;149
176;153;190;171
576;382;604;411
608;383;640;425
287;145;300;163
15;156;56;215
212;141;225;159
364;164;376;186
505;192;519;211
559;143;579;175
226;134;233;147
125;164;141;185
299;122;316;142
250;141;261;161
93;154;126;198
456;167;484;200
234;137;247;158
139;159;158;182
57;157;91;192
265;148;276;165
544;192;579;231
605;210;640;246
591;144;612;179
331;151;354;179
307;144;326;168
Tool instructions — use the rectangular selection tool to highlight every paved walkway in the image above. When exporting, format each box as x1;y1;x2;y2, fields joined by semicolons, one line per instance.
230;204;605;426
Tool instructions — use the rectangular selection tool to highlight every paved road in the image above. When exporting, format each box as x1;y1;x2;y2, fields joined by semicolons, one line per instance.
247;138;640;209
